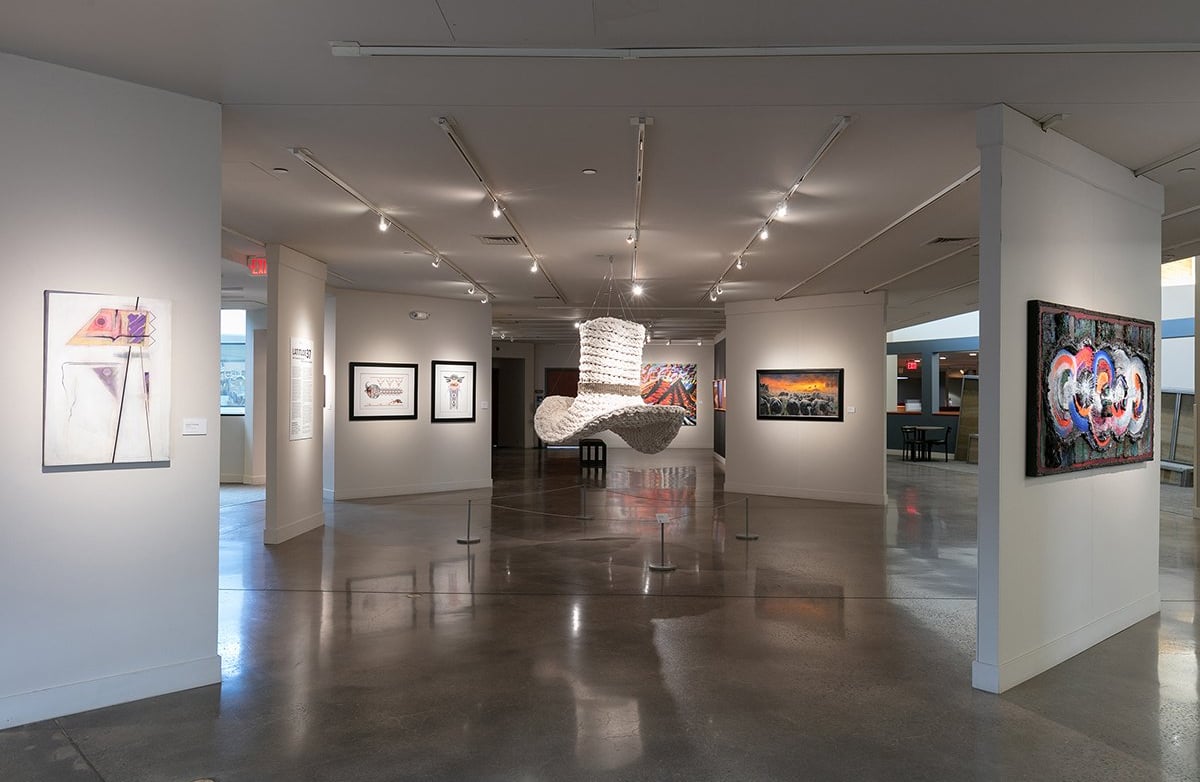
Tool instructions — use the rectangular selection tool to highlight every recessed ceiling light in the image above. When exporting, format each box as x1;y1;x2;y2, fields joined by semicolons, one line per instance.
272;167;289;175
581;168;598;175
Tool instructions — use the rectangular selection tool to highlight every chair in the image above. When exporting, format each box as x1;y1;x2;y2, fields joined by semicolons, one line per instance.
579;438;607;470
923;425;953;462
900;426;919;461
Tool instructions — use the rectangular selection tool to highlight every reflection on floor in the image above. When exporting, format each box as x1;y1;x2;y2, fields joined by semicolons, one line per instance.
3;448;1197;781
219;483;265;509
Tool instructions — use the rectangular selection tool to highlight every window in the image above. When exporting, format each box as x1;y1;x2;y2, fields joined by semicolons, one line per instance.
221;310;247;415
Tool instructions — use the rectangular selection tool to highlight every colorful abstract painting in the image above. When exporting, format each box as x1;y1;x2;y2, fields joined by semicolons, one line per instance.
43;291;171;470
757;369;844;421
642;363;697;426
1027;300;1154;476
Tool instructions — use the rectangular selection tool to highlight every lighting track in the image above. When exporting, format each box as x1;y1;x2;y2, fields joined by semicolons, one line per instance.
700;115;852;303
434;117;568;302
863;240;979;294
776;165;980;300
332;41;1200;59
288;147;494;300
631;117;650;291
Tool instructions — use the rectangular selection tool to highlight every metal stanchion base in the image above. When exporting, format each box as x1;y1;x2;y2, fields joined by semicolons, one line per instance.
735;533;759;541
456;537;480;545
648;563;676;572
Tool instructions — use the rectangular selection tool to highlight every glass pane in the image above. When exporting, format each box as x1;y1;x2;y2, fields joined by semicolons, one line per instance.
1176;394;1195;465
896;354;922;412
1160;392;1179;462
221;341;247;414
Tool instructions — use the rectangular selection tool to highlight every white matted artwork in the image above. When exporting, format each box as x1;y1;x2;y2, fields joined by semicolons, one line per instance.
349;362;418;420
431;360;476;422
43;291;172;471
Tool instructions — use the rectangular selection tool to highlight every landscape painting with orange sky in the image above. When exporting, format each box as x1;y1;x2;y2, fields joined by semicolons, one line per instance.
759;372;839;396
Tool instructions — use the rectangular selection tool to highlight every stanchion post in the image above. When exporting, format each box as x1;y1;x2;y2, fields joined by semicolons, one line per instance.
457;497;481;545
577;484;593;520
649;512;676;572
735;496;758;541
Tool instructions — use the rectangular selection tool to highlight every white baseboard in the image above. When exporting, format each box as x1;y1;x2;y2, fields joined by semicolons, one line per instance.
0;655;221;730
332;479;493;501
972;591;1160;693
722;481;886;506
243;474;266;486
220;473;243;483
264;510;324;545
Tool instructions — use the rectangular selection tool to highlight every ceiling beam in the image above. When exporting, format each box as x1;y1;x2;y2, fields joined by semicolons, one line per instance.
1135;140;1200;178
863;240;979;294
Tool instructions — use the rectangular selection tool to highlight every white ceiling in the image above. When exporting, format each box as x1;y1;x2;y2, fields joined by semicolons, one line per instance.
5;2;1200;341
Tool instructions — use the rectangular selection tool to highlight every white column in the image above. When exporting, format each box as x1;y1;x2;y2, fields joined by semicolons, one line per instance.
265;244;327;545
974;104;1163;693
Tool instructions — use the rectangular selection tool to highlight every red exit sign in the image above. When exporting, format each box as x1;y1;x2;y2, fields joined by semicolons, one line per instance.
247;256;268;276
905;360;919;371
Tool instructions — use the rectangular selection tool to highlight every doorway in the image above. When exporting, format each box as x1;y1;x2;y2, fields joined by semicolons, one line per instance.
493;357;526;448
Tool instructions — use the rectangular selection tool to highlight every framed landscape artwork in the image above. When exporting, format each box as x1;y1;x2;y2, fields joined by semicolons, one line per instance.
431;360;476;422
349;362;418;420
43;290;172;471
642;362;698;426
1027;299;1154;476
757;369;844;421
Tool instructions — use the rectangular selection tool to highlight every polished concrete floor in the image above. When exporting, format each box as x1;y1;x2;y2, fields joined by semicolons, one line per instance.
4;449;1199;781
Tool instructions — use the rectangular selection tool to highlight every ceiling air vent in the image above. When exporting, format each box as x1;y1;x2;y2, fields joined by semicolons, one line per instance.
476;235;520;246
923;236;977;246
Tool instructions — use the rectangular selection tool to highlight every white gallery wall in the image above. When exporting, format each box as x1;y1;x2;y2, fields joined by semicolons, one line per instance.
327;289;492;499
0;54;221;727
265;245;327;544
974;104;1163;693
724;292;887;505
533;340;715;450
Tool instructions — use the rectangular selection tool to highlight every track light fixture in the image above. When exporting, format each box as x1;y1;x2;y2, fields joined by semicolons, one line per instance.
378;214;388;232
697;340;702;346
481;295;489;304
575;321;582;329
666;339;671;346
760;226;770;240
735;256;744;270
716;282;724;295
431;256;441;268
492;199;501;218
775;201;788;218
530;259;538;273
632;282;644;296
626;233;635;244
710;290;718;302
467;285;475;295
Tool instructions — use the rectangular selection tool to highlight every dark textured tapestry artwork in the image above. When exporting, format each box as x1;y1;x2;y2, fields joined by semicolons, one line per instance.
1027;300;1154;477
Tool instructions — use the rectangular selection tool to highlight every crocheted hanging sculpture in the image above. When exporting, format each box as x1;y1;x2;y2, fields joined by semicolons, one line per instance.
535;317;685;454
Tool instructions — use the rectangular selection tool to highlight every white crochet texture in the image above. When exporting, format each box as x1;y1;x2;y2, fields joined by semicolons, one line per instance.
534;317;685;455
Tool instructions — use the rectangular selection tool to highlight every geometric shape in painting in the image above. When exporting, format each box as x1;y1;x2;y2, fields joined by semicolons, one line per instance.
756;368;844;421
43;291;171;471
642;362;698;426
1027;299;1155;477
349;362;418;420
431;360;476;423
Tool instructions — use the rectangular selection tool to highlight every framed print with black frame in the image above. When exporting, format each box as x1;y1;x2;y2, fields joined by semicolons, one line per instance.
349;362;418;421
431;360;476;422
756;368;844;421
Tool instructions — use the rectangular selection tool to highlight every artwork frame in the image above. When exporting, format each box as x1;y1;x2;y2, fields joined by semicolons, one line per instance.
713;378;727;412
642;362;698;426
349;362;418;421
431;360;476;423
1026;299;1155;477
43;290;172;471
756;368;844;422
